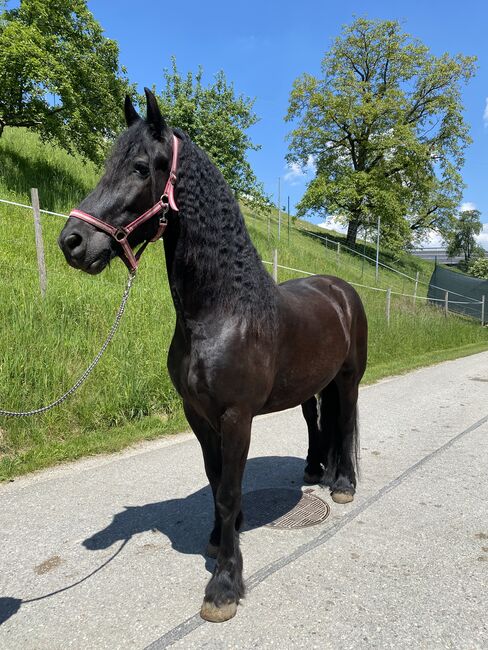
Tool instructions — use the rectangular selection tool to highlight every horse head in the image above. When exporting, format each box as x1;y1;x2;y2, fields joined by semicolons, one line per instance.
59;89;174;274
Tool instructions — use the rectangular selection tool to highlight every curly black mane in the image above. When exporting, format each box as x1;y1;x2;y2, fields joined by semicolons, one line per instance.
168;129;278;335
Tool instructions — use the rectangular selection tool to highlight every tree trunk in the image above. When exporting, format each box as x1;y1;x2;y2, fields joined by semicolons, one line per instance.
346;219;360;247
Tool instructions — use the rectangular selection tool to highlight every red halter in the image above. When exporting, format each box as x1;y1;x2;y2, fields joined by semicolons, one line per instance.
69;134;180;273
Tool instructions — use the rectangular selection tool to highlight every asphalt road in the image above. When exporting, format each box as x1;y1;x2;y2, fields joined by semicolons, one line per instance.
1;352;487;649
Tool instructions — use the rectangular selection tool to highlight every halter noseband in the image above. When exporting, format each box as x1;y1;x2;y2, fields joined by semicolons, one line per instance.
69;134;180;273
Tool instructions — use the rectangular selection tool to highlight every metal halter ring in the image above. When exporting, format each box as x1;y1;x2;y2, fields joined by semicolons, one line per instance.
160;194;170;215
115;229;127;242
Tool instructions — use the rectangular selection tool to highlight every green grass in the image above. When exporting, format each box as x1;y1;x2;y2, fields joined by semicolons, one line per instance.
1;127;487;480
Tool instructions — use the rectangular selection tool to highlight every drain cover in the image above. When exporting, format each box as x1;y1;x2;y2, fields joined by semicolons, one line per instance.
242;488;330;530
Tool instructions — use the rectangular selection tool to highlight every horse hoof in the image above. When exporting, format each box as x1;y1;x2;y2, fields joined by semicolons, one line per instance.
331;490;354;504
303;470;324;484
205;543;219;559
200;600;237;623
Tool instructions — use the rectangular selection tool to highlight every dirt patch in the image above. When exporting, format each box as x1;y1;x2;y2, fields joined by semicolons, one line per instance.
34;555;63;575
474;532;488;540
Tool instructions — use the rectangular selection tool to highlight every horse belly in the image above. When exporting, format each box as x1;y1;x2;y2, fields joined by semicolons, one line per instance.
260;285;351;413
260;346;345;413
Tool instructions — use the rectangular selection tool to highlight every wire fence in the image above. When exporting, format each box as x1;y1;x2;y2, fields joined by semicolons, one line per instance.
1;194;485;326
261;254;485;326
296;227;482;304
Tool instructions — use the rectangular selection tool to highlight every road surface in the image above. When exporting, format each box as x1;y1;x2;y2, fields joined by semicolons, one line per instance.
1;352;487;649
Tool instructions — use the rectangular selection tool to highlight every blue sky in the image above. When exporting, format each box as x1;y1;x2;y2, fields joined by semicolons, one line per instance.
87;0;488;243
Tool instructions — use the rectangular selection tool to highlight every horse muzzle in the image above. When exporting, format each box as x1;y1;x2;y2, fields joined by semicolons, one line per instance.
58;220;115;274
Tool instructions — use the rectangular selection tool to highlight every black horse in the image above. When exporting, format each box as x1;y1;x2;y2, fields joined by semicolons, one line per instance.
59;90;367;623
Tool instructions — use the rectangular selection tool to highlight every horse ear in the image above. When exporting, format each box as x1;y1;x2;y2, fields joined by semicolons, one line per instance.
124;95;141;127
144;87;166;138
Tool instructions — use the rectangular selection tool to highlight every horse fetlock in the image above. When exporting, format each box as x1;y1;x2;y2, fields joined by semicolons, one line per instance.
204;553;245;605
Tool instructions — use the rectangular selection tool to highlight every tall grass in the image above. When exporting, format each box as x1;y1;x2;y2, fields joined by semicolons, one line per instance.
1;128;487;479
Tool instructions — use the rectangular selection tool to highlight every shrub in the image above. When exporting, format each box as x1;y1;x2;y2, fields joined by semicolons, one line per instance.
469;258;488;279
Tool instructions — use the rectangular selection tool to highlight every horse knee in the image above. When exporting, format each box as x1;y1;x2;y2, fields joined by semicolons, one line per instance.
216;488;241;521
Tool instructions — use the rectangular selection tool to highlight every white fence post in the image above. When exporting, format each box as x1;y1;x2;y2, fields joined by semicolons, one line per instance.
413;271;419;306
336;242;341;268
482;295;485;326
31;188;47;298
444;291;449;317
272;248;278;282
386;288;391;326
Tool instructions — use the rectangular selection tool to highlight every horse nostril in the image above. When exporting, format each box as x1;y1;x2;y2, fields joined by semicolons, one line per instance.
65;232;83;252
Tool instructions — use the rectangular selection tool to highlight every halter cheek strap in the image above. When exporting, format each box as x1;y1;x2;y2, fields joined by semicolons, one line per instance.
69;134;180;273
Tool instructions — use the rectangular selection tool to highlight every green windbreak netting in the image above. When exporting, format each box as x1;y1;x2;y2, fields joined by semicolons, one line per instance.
428;265;487;321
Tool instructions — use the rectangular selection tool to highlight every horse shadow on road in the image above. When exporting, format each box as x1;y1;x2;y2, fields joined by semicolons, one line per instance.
1;455;312;626
82;455;308;556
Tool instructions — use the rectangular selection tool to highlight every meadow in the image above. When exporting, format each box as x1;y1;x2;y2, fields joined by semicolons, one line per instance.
1;129;487;479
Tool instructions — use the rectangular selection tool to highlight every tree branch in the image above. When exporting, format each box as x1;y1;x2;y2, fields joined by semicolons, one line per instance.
410;205;439;230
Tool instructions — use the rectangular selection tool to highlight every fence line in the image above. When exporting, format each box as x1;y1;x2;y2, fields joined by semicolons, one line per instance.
0;197;68;219
297;226;481;304
262;260;483;304
297;227;422;282
262;259;483;325
1;194;484;317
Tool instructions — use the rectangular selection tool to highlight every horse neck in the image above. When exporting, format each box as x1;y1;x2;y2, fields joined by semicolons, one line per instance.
163;137;278;330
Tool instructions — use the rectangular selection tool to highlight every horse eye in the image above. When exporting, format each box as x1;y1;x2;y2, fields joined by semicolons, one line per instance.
134;162;149;177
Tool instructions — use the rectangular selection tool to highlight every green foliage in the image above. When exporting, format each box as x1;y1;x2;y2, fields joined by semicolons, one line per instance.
286;17;476;248
0;0;131;163
469;258;488;279
144;57;268;208
446;209;483;265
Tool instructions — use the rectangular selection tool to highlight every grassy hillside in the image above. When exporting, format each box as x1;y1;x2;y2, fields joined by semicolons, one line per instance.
1;128;487;479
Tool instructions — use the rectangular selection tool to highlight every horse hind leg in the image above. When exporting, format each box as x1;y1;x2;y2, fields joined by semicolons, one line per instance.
302;396;325;484
320;372;360;504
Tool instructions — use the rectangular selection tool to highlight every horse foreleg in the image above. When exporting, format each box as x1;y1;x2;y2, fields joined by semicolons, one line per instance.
200;407;251;623
183;403;229;558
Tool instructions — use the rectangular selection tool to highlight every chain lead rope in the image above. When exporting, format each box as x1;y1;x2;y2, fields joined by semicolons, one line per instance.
0;272;136;418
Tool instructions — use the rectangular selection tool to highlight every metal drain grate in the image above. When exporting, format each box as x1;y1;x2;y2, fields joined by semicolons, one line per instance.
242;488;330;530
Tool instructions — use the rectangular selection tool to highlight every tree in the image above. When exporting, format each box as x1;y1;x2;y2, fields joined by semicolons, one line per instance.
0;0;130;163
146;58;268;207
286;17;476;248
446;209;483;267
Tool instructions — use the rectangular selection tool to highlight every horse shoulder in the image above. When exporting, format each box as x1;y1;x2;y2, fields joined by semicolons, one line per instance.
183;318;274;416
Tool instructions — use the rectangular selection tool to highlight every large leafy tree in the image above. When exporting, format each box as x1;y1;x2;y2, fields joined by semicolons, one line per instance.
286;17;476;248
446;208;483;267
146;58;267;206
0;0;130;163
